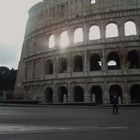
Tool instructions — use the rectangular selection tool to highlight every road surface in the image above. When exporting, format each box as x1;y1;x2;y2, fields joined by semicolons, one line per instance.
0;105;139;140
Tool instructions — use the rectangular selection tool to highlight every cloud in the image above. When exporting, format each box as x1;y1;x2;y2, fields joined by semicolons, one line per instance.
0;44;20;69
0;0;42;69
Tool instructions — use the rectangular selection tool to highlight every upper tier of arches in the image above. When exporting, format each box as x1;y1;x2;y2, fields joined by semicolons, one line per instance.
47;21;137;49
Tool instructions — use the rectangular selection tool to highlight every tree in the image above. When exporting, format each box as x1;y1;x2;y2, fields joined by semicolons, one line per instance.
0;66;17;90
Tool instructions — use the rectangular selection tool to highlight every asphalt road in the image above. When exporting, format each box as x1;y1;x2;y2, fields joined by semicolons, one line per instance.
0;106;139;140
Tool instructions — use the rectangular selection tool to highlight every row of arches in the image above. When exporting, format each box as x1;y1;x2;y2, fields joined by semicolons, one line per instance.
44;84;140;104
45;50;140;74
49;21;137;48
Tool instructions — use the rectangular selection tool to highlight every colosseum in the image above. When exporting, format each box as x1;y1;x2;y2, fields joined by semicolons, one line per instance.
14;0;140;104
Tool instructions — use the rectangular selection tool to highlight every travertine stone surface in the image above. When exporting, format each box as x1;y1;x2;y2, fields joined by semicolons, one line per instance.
14;0;140;104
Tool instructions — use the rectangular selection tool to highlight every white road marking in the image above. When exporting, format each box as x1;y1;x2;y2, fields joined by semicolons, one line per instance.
0;124;128;134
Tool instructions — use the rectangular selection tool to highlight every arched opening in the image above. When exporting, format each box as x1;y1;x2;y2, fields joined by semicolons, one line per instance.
107;52;121;70
91;0;96;4
89;25;101;40
130;85;140;103
109;85;123;104
106;23;118;38
58;57;67;73
73;86;84;102
90;53;101;71
45;59;53;74
74;28;83;43
49;34;55;48
60;31;69;48
127;50;140;69
58;86;68;103
124;21;137;36
73;55;83;72
90;86;103;104
44;87;53;103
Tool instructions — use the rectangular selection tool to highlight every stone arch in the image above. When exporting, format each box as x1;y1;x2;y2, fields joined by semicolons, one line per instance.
106;23;119;38
73;55;83;72
58;86;68;103
90;53;101;71
127;50;140;69
74;27;83;43
45;59;53;74
124;21;137;36
60;31;69;48
109;85;123;104
130;85;140;103
91;0;96;4
73;86;84;102
107;51;121;70
89;25;101;40
58;57;67;73
90;86;103;104
44;87;53;103
48;34;55;48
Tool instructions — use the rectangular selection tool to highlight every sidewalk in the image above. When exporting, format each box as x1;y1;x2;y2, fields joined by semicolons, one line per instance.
0;103;140;109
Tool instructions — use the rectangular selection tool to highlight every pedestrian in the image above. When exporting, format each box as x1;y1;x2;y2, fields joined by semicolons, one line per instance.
113;95;118;115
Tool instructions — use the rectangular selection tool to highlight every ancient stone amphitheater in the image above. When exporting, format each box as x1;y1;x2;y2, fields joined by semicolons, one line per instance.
15;0;140;104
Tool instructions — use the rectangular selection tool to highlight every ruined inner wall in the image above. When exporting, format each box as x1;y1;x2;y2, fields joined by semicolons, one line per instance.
14;0;140;103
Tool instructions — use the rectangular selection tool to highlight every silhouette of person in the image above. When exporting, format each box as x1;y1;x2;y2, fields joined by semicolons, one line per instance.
113;94;118;115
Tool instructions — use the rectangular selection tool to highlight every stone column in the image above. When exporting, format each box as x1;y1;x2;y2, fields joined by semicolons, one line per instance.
68;82;72;102
67;53;72;77
32;60;34;80
136;17;140;36
84;51;88;76
54;85;59;103
103;82;110;104
53;85;56;103
53;56;57;79
119;25;125;39
69;26;74;46
68;0;72;19
123;82;130;104
86;51;90;73
100;21;106;40
65;2;68;20
55;31;60;48
83;23;89;43
121;47;127;73
41;57;44;80
84;82;89;103
102;50;107;72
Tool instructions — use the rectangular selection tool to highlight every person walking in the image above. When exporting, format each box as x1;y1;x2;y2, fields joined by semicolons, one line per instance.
113;95;118;115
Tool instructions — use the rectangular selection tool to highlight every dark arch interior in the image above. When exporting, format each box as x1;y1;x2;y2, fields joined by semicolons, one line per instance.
91;86;103;104
73;86;84;102
90;54;101;71
108;52;120;70
109;85;122;104
59;58;67;73
130;85;140;103
127;51;140;69
58;86;68;102
74;55;83;72
45;87;53;103
45;60;53;74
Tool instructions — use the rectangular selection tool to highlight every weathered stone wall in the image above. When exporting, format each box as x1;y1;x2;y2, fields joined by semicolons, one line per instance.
14;0;140;104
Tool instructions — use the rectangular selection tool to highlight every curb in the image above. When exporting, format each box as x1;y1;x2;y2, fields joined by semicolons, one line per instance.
0;103;140;109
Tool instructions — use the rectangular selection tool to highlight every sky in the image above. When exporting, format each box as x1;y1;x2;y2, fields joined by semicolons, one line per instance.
0;0;42;69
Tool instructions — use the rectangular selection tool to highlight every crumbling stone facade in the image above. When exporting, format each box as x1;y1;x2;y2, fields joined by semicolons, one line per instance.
14;0;140;104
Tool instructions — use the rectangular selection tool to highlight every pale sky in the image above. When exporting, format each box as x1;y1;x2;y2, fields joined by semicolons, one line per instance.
0;0;136;69
0;0;42;69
